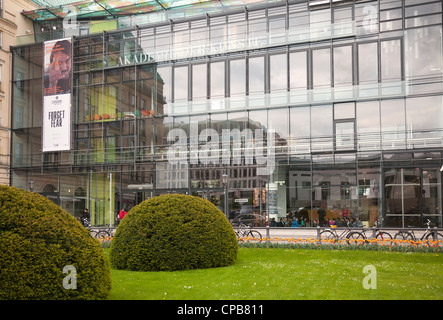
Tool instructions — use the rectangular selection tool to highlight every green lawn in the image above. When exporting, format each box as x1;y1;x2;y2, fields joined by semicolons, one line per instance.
107;248;443;300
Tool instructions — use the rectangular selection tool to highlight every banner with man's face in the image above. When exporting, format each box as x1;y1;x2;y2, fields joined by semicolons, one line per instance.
42;38;72;152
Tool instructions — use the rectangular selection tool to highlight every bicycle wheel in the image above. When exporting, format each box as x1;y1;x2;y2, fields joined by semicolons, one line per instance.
375;231;392;241
320;230;337;242
394;231;414;241
95;230;111;240
425;232;443;242
245;230;262;243
346;232;366;245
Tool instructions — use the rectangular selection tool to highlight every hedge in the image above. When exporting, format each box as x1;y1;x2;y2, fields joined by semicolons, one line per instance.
0;186;111;300
110;194;238;271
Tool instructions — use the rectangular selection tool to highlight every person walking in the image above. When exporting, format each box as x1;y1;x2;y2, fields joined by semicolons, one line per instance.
317;206;326;227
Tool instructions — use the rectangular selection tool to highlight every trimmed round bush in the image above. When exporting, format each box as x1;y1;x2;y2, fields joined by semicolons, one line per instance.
109;194;238;271
0;186;111;300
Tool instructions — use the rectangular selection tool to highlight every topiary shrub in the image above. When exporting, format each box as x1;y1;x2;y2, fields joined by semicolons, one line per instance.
109;194;238;271
0;186;111;300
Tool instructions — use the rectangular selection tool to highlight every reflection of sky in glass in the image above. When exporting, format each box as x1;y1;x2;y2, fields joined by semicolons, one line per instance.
270;54;287;92
313;48;331;87
248;57;264;94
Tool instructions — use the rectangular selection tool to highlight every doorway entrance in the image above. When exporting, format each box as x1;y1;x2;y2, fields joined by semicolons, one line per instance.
384;167;442;227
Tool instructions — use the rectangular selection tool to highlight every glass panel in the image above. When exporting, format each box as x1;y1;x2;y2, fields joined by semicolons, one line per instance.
381;39;402;82
192;64;207;100
289;106;310;155
230;59;246;96
269;16;286;45
358;155;381;227
174;65;188;101
403;168;421;221
156;66;171;114
268;108;288;154
357;101;380;150
289;51;307;90
210;17;226;43
405;2;442;17
228;20;246;42
384;168;403;226
355;1;379;35
406;95;443;148
333;6;353;36
422;168;442;227
210;61;225;99
405;26;443;79
248;15;266;40
313;48;331;88
310;8;331;39
405;14;441;28
334;102;355;120
270;53;287;92
228;111;247;131
358;42;378;84
174;22;189;49
310;104;333;152
381;99;406;150
333;45;353;86
335;122;355;151
312;156;358;226
190;19;207;46
248;109;267;131
380;8;402;21
248;56;265;94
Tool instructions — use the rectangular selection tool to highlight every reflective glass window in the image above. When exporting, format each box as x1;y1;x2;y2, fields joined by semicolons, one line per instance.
230;59;246;96
249;56;265;94
311;105;333;152
270;53;288;92
174;65;188;101
290;106;310;138
248;109;267;131
268;107;289;141
334;103;355;120
333;6;353;35
357;101;380;150
310;8;331;39
381;39;402;81
405;2;442;17
290;51;307;90
333;45;353;86
313;48;331;88
381;99;406;149
192;64;207;100
269;16;286;45
406;95;443;130
405;26;442;79
358;42;378;83
210;61;225;98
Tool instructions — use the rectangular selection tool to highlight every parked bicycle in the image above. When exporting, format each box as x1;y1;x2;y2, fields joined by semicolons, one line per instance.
371;219;392;241
233;223;262;243
394;219;442;242
320;221;365;244
92;227;115;240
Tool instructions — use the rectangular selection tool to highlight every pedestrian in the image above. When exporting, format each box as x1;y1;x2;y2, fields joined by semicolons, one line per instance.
341;206;349;219
317;206;326;227
80;208;90;227
119;208;128;220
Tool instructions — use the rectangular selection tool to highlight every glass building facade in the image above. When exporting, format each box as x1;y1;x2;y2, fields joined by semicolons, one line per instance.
11;0;443;228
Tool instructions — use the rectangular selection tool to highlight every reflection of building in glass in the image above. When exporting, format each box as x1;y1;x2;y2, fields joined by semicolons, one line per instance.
10;0;443;228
